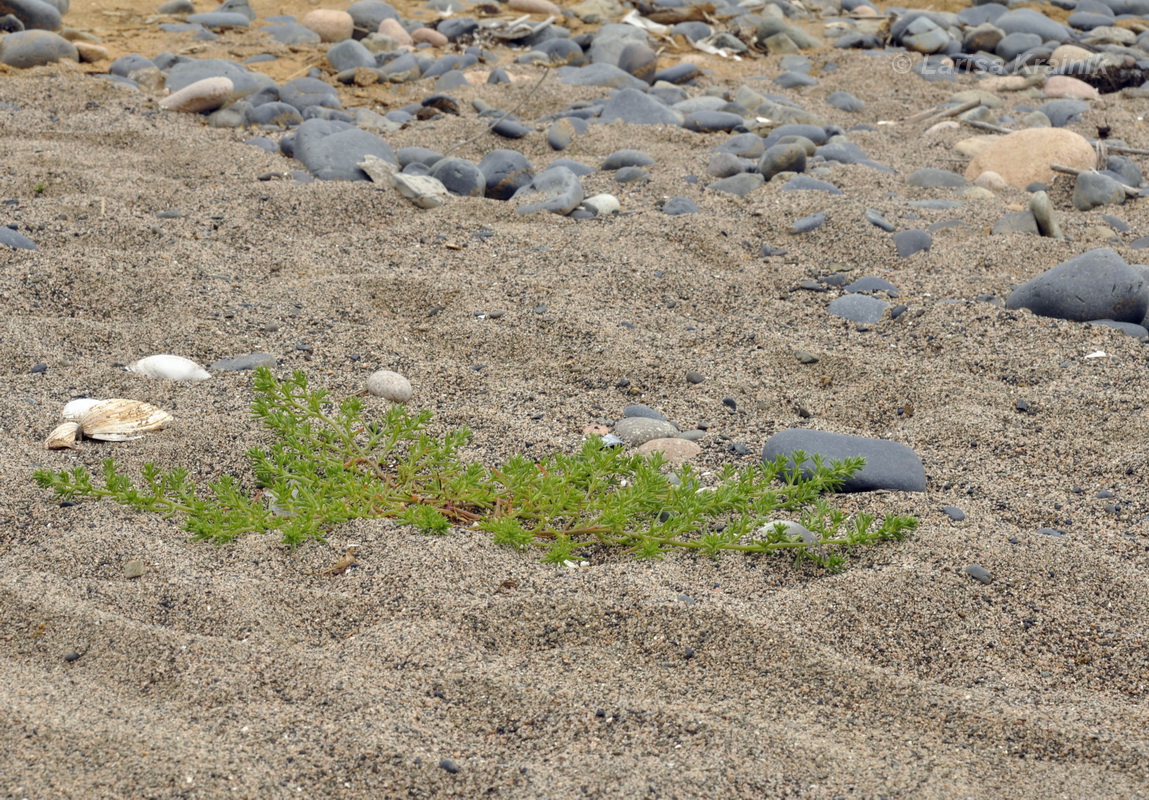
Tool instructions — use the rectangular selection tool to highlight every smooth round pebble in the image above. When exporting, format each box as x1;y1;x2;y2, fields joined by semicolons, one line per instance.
367;370;413;402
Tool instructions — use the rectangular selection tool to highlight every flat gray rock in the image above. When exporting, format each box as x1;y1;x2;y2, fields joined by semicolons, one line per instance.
1005;248;1148;323
479;149;533;201
556;63;647;90
759;143;806;181
761;429;927;493
513;166;584;215
429;157;485;197
1073;171;1126;211
0;29;74;67
598;88;682;126
828;294;889;323
614;416;677;446
893;229;932;257
662;196;700;215
906;168;967;188
0;0;60;30
0;226;36;249
294;118;396;181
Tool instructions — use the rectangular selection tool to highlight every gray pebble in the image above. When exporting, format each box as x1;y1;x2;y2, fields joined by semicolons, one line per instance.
430;157;485;197
1005;248;1147;323
828;294;889;324
513;166;584;215
826;91;864;112
685;371;705;384
684;111;745;133
479;149;533;201
294;118;396;181
864;209;896;232
598;88;682;125
906;168;967;189
758;143;807;181
1073;171;1127;212
844;276;899;296
707;173;763;196
662;196;699;215
761;428;927;493
601;149;654;170
0;226;36;250
893;229;932;258
614;417;678;446
943;506;965;521
0;29;76;68
622;404;668;422
964;564;993;584
791;211;826;233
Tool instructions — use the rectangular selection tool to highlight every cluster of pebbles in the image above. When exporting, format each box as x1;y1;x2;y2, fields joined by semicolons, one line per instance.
6;0;1149;519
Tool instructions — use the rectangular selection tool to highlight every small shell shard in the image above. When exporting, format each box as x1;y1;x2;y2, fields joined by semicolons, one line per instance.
79;399;173;441
45;421;81;450
126;354;211;382
61;398;104;422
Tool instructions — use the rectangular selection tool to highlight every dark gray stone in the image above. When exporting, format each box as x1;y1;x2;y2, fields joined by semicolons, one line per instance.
826;91;864;112
601;149;654;170
598;88;682;126
492;118;531;139
893;229;932;257
278;76;341;112
557;63;648;90
0;0;57;30
993;8;1069;42
429;157;485;197
0;226;36;250
327;39;375;71
622;404;669;422
758;143;806;181
0;28;73;67
761;428;927;493
992;211;1039;236
684;111;744;132
479;149;534;201
1037;98;1089;128
262;23;320;45
791;211;827;233
1005;248;1148;323
844;276;899;296
865;208;896;232
995;31;1042;62
774;70;818;88
1087;319;1149;338
828;294;889;324
662;196;700;215
714;132;765;159
437;16;477;40
707;173;764;196
293;118;396;180
514;166;584;215
186;11;248;28
943;506;965;521
348;0;398;37
1073;171;1127;211
965;564;993;584
617;41;656;83
246;101;302;128
906;167;967;188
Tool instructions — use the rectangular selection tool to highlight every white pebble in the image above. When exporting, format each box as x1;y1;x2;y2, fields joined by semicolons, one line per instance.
127;354;211;382
366;370;412;402
159;77;234;114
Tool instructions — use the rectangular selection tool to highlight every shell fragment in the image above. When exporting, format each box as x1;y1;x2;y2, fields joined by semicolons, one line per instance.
79;399;174;441
126;354;211;382
45;421;81;450
61;398;104;422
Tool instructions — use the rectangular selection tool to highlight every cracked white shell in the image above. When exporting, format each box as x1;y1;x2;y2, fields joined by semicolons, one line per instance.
61;398;104;422
79;399;174;441
126;354;211;382
45;421;81;450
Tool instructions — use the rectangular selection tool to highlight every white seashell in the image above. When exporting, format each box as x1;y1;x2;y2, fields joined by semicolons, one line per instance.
45;421;81;450
127;354;211;382
80;399;174;442
61;398;104;422
366;370;412;403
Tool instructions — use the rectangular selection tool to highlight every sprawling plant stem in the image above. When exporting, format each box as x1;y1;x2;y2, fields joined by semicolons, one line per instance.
34;367;917;569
